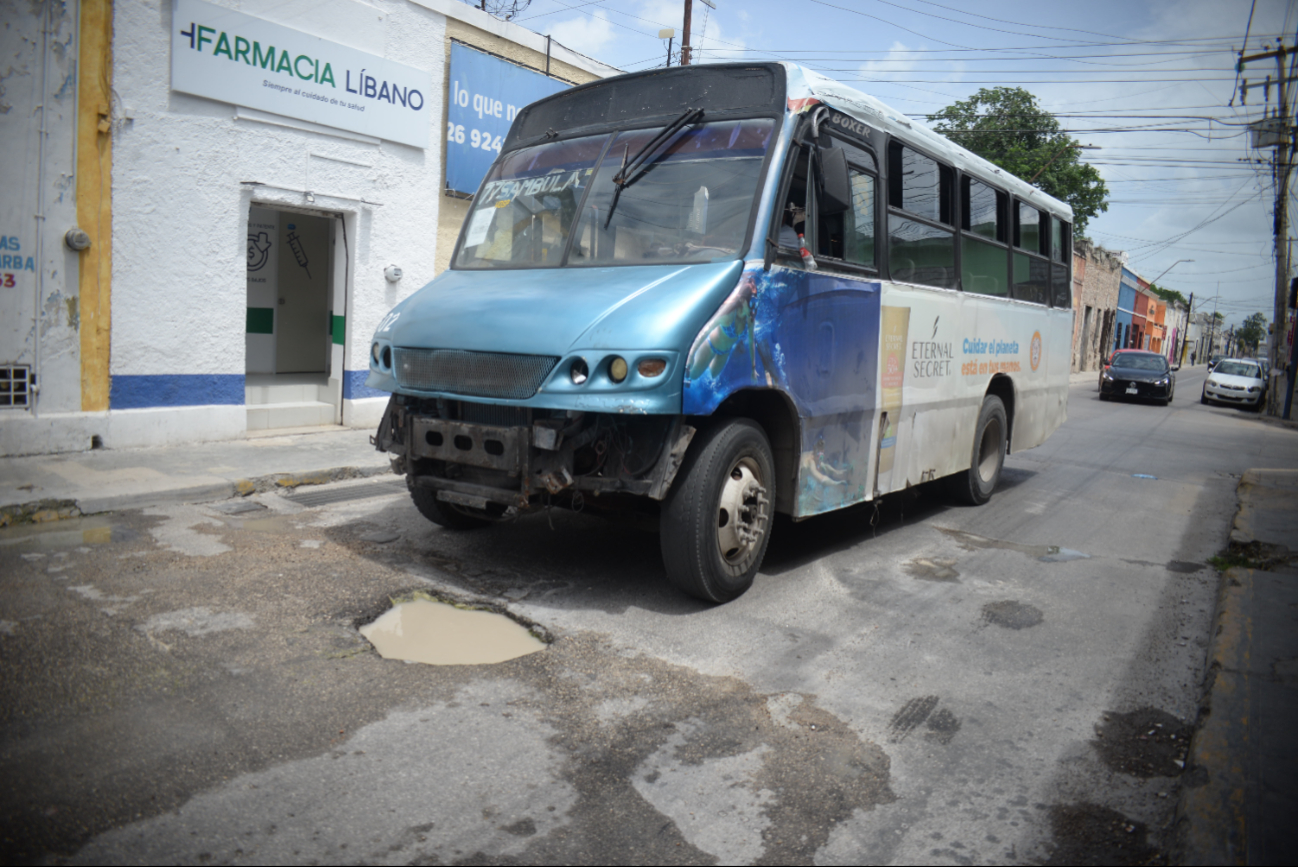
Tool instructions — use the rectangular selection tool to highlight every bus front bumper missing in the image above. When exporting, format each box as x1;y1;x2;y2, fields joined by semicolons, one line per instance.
373;396;695;511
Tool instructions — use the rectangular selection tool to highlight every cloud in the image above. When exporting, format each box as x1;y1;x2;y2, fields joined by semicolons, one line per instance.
548;9;616;57
858;41;923;81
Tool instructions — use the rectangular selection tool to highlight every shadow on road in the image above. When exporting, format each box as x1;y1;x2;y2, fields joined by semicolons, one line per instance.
332;467;1036;615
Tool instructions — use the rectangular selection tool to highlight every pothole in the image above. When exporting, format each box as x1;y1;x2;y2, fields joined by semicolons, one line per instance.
1092;708;1190;777
360;596;546;666
980;600;1044;629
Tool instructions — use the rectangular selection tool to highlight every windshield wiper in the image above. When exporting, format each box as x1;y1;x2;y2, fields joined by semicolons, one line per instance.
604;108;704;228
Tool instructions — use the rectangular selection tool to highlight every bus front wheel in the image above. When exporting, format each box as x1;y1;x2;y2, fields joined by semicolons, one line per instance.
949;395;1007;506
660;420;775;603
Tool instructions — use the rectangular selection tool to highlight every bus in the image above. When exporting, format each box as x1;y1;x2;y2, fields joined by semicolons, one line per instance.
368;62;1073;603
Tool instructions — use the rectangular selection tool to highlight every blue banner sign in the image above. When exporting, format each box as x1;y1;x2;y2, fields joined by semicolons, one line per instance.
446;43;570;195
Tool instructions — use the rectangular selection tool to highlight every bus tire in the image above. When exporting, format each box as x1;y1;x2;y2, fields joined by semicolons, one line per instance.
660;420;775;603
950;395;1007;506
410;485;492;530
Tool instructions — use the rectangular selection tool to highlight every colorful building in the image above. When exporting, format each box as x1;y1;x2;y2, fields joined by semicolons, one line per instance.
1116;268;1139;351
1132;278;1152;350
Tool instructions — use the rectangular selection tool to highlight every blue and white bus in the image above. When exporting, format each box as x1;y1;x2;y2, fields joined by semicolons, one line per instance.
368;62;1073;602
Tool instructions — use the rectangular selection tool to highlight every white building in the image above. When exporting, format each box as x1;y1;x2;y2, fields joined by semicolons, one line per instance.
1;0;617;456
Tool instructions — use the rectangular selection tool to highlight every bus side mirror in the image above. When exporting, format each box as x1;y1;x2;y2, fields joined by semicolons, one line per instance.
818;146;851;215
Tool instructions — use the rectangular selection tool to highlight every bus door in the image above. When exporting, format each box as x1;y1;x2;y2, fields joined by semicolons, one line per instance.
773;133;883;517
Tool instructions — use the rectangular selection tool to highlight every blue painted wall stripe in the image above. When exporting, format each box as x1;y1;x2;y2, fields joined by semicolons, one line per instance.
344;369;388;400
110;374;246;409
110;372;385;408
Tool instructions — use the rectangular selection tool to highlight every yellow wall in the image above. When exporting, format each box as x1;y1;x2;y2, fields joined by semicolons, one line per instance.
78;0;114;411
434;21;606;276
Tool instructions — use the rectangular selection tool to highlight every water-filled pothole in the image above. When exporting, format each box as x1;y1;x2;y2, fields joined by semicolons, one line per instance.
0;515;121;550
360;597;546;666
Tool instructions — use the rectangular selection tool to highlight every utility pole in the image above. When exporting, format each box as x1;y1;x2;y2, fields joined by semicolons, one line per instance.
1209;291;1220;358
681;0;692;65
1179;292;1194;365
1239;40;1296;412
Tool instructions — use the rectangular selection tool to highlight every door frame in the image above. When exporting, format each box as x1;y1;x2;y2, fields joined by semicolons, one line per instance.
246;200;351;425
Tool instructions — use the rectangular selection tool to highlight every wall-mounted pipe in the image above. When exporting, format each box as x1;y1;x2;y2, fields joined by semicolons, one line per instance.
31;0;55;417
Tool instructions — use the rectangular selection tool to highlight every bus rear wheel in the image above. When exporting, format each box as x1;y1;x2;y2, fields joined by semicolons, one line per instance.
949;395;1007;506
660;420;775;603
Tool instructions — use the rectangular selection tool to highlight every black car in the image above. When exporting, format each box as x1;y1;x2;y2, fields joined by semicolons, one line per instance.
1099;350;1175;405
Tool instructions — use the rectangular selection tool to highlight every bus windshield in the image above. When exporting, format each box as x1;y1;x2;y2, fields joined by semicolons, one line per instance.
454;118;775;269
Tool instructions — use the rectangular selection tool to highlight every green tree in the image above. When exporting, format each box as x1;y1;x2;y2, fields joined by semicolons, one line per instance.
1148;283;1187;306
1237;312;1269;355
928;87;1110;234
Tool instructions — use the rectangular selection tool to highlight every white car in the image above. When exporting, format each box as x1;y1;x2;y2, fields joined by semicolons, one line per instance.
1201;360;1265;409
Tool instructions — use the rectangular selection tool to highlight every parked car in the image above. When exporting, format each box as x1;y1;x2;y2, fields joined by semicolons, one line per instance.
1202;359;1265;409
1099;350;1175;405
1206;354;1225;372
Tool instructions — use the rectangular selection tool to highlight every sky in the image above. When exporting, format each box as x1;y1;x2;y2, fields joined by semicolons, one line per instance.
476;0;1296;329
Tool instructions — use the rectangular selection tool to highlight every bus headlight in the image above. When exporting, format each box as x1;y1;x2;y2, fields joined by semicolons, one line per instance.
609;356;628;383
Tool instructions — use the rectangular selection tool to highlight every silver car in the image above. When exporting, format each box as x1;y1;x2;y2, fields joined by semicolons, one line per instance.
1201;360;1265;409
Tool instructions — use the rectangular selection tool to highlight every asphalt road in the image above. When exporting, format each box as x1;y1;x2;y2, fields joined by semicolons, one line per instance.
3;367;1297;865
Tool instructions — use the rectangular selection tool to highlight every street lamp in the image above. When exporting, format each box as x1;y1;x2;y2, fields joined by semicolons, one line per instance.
1149;259;1194;285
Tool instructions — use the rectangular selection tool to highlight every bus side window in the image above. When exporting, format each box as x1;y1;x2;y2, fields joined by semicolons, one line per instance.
844;171;876;267
1051;218;1072;308
816;136;877;267
1012;201;1049;304
777;145;811;251
960;177;1009;297
887;140;956;289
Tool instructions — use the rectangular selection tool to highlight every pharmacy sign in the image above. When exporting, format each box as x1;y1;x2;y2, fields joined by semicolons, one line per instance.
171;0;430;148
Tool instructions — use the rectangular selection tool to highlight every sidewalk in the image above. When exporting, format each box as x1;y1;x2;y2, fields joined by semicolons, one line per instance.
1175;469;1298;865
1;428;391;525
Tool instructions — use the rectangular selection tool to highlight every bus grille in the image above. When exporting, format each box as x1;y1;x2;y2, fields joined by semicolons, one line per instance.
393;349;558;400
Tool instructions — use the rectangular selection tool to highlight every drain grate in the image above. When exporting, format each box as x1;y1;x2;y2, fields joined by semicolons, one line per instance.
286;477;407;507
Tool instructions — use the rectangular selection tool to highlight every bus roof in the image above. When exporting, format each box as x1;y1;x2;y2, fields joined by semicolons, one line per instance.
784;63;1074;222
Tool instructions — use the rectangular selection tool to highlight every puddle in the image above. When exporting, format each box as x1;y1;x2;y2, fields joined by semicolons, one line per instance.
360;598;545;666
937;527;1090;563
0;515;120;551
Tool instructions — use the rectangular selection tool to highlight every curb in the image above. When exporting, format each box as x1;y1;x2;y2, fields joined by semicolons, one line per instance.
1171;565;1252;866
0;464;392;527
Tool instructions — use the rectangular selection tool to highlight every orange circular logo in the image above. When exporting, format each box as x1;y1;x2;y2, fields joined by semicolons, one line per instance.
1030;331;1043;371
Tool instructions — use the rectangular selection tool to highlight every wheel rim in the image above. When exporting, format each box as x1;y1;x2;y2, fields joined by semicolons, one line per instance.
976;416;1002;484
716;457;770;569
